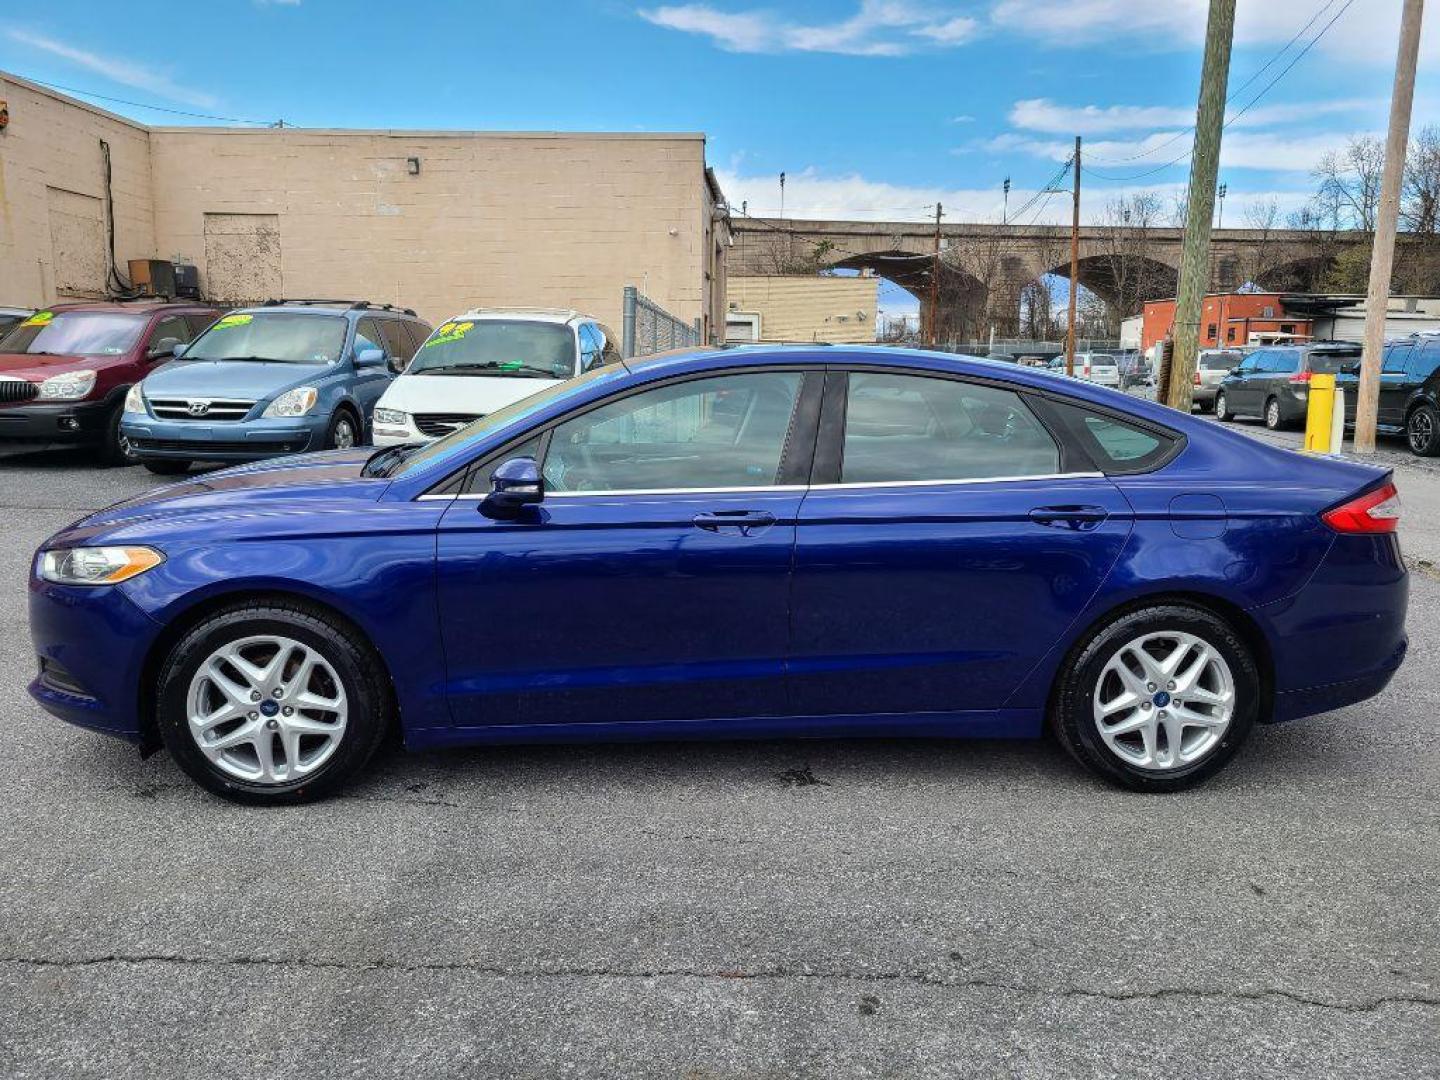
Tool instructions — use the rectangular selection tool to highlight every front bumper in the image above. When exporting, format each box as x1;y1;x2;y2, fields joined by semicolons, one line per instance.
121;414;326;461
0;399;113;445
27;573;162;742
373;421;428;447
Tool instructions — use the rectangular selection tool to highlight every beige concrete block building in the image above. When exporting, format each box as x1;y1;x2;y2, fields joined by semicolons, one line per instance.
725;274;878;344
0;72;728;338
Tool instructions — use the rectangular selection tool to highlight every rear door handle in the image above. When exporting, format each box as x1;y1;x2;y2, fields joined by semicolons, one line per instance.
1029;505;1109;530
693;510;776;535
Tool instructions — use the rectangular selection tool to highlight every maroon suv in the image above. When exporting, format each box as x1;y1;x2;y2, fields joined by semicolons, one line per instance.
0;301;222;464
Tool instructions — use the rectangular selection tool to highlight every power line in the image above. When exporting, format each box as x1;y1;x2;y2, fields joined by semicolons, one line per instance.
1086;0;1346;167
13;73;281;126
1085;0;1356;183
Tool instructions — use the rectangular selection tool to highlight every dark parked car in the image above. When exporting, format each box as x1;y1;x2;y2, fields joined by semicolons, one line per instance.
1214;342;1361;430
1337;334;1440;457
29;347;1407;804
0;301;222;464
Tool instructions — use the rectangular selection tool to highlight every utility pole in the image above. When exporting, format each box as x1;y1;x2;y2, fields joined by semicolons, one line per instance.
1356;0;1425;454
1167;0;1236;413
1065;137;1081;377
928;202;943;347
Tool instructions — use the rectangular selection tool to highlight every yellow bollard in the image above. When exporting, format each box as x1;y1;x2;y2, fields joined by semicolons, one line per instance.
1303;372;1339;453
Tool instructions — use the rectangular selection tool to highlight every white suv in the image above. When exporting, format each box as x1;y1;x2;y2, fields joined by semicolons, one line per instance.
371;308;621;445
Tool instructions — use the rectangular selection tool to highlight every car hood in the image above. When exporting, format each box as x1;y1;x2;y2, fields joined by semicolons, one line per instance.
45;448;389;548
378;372;560;416
0;352;103;379
143;359;332;400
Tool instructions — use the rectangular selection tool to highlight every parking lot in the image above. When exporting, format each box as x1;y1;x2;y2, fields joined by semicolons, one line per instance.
0;426;1437;1080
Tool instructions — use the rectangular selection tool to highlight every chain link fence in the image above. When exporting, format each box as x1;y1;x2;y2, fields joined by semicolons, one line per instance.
621;285;702;358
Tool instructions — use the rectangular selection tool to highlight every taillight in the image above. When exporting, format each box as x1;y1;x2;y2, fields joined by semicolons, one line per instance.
1289;370;1312;384
1323;480;1401;534
1193;371;1202;385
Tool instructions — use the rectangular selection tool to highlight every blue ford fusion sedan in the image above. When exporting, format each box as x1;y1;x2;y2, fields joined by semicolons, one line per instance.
29;347;1407;803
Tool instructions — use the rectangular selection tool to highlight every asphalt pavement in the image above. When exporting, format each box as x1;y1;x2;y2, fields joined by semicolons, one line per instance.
0;437;1436;1080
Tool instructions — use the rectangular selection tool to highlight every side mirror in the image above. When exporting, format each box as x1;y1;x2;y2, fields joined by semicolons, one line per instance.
481;456;544;519
355;347;386;368
148;338;182;360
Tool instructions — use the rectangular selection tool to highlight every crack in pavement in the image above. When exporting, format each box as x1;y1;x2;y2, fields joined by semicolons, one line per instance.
1;955;1436;1014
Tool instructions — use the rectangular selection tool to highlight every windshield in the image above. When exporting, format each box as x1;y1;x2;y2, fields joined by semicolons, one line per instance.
407;319;577;380
1199;351;1242;370
183;312;347;364
0;311;146;356
387;361;629;479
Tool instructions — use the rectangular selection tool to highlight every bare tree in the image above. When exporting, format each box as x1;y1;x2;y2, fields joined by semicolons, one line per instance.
1085;194;1176;336
1313;136;1385;232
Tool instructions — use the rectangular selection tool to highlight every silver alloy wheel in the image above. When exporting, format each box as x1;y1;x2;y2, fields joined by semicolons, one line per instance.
1092;630;1235;771
1215;391;1228;420
1266;398;1281;428
186;634;348;785
333;416;356;449
1410;409;1434;454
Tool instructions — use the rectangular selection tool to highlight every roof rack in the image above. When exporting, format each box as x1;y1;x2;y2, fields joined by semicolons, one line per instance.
260;298;417;316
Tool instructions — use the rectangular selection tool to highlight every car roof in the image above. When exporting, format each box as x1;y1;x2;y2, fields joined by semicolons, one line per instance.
447;307;595;325
237;300;424;319
39;300;218;315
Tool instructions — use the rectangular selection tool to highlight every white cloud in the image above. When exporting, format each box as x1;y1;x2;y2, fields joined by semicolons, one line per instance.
989;0;1440;64
1008;96;1378;135
639;1;978;56
717;165;1313;230
985;127;1380;172
7;29;218;108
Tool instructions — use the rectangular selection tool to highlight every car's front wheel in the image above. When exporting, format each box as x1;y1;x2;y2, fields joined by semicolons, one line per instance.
1407;402;1440;457
1051;604;1258;792
98;404;140;467
156;600;391;804
326;409;360;450
1214;390;1231;421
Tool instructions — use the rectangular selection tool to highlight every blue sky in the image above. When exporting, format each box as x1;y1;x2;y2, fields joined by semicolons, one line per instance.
2;1;1434;320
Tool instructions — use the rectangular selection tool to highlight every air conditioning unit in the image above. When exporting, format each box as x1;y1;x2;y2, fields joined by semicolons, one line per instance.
129;259;176;298
173;263;201;299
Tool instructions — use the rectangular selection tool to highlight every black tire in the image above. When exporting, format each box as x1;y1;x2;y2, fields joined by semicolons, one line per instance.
143;459;191;476
1214;390;1231;422
326;408;361;450
1263;396;1285;430
1407;402;1440;457
155;599;391;805
1050;604;1259;792
97;402;140;467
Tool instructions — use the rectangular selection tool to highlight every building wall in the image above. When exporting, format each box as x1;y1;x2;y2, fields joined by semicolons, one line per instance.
1142;293;1302;351
1;72;721;335
726;274;878;343
0;74;156;305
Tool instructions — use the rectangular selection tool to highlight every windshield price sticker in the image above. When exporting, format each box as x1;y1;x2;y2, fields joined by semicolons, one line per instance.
22;311;54;327
214;314;253;330
424;321;474;348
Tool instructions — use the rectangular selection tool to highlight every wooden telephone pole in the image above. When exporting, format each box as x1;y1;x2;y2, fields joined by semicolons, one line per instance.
927;202;943;347
1167;0;1236;413
1355;0;1425;453
1065;138;1081;377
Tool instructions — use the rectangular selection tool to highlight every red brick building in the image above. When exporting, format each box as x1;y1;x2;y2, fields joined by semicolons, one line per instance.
1141;292;1313;352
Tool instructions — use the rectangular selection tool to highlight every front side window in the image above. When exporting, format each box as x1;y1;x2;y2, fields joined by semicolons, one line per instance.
379;320;417;368
183;312;347;364
149;314;195;352
544;371;802;493
1383;345;1413;374
578;324;602;372
840;373;1059;484
0;311;147;356
408;319;578;380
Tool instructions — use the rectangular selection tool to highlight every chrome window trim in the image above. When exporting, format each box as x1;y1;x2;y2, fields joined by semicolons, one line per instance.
414;473;1102;503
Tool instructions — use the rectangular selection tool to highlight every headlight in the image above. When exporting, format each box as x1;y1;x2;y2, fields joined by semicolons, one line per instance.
374;407;409;426
123;384;147;415
263;386;319;418
37;370;98;401
39;546;164;586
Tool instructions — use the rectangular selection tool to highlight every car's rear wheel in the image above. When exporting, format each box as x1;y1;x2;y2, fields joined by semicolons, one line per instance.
143;459;191;476
1264;396;1284;430
1051;604;1258;792
1407;402;1440;457
156;600;391;804
97;403;140;467
1214;390;1231;422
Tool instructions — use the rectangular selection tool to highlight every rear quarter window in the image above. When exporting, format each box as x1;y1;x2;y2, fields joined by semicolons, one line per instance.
1039;399;1181;475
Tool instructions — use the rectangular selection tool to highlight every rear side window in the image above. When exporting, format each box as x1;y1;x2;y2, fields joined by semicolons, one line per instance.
840;373;1060;484
1267;351;1299;373
1042;400;1179;475
1382;345;1413;374
1308;350;1359;375
1199;351;1240;371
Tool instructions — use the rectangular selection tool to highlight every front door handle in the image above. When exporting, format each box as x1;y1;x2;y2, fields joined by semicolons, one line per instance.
693;509;776;536
1029;505;1109;530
